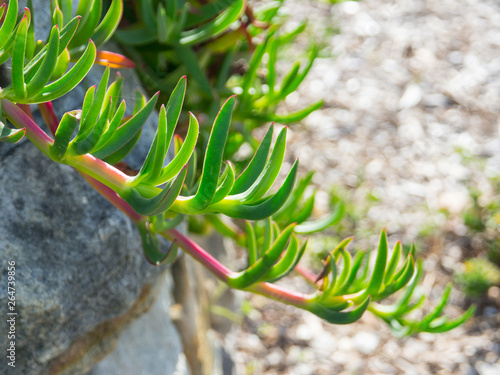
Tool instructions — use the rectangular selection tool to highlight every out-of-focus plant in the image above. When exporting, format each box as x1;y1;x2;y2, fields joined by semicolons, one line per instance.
0;0;473;333
454;258;500;298
115;0;322;158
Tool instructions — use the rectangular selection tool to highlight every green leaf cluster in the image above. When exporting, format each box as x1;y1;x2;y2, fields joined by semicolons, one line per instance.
0;0;473;335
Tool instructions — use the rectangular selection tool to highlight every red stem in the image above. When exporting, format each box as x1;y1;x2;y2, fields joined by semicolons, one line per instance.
296;264;322;286
38;102;59;136
2;99;54;153
247;282;310;307
162;228;233;282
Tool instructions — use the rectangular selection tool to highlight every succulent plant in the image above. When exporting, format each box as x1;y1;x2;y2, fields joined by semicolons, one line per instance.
0;0;473;333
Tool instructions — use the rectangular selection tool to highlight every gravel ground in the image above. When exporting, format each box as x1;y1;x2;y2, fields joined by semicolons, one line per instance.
216;0;500;374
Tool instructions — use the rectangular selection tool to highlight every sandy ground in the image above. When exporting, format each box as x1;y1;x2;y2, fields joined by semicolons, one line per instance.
215;0;500;374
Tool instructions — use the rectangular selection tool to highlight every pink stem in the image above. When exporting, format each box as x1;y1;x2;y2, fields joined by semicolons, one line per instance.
161;228;312;307
162;228;233;282
70;153;131;193
18;104;34;120
2;99;54;153
296;264;322;286
247;282;310;307
38;102;59;136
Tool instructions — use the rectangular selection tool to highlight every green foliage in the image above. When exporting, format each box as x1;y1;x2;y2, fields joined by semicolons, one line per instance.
455;258;500;298
0;0;473;335
116;0;322;162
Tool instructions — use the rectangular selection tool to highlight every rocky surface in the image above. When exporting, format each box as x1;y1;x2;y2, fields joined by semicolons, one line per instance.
215;0;500;374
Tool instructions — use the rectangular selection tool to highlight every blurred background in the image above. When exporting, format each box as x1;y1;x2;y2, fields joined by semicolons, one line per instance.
208;0;500;373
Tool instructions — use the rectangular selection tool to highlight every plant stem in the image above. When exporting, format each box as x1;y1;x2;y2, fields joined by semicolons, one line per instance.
161;228;233;283
2;99;53;154
246;281;310;308
295;264;321;286
161;227;313;308
38;102;59;136
69;153;131;193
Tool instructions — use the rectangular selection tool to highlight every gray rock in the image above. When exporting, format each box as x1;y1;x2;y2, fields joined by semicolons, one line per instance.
88;275;189;375
0;138;171;375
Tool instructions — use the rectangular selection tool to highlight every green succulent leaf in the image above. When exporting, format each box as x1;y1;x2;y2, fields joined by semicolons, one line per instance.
272;171;313;223
133;76;186;185
179;0;245;46
294;201;344;234
230;223;296;289
90;100;126;153
92;0;123;47
114;25;156;46
0;121;25;143
210;159;298;220
69;0;102;49
72;99;111;155
187;96;235;211
231;125;274;195
246;221;258;265
0;0;18;51
23;15;81;79
365;228;388;297
138;221;178;265
11;9;31;100
52;110;80;159
212;161;236;204
236;126;287;202
185;0;237;28
101;129;141;165
309;296;371;325
29;40;97;103
123;166;187;216
157;112;199;185
262;235;308;283
77;66;110;138
173;43;213;98
92;92;159;159
25;25;60;98
250;100;324;124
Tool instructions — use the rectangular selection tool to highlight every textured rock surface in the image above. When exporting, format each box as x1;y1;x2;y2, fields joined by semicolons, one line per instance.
88;274;189;375
0;1;187;374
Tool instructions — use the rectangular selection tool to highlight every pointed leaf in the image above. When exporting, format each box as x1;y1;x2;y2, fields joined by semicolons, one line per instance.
30;41;97;103
231;125;274;195
211;160;299;220
12;10;30;100
124;167;187;216
294;201;344;234
179;0;245;46
230;223;296;289
0;122;25;143
92;92;159;159
365;229;388;296
156;112;199;184
0;0;18;51
234;126;287;202
189;96;235;211
26;25;60;98
92;0;123;47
